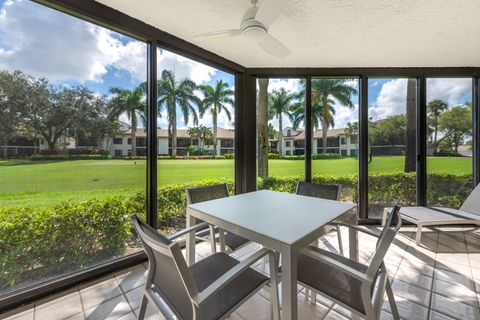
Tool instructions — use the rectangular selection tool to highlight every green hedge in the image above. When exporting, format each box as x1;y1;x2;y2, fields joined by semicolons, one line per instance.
0;172;472;292
29;154;110;161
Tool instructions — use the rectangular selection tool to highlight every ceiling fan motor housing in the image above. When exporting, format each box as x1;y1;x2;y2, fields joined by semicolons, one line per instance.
241;6;267;42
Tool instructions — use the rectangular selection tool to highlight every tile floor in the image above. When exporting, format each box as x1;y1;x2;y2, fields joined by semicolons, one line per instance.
2;225;480;320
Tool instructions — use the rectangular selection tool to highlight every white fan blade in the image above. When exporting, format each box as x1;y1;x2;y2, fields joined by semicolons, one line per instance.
258;34;291;58
255;0;289;26
194;29;242;40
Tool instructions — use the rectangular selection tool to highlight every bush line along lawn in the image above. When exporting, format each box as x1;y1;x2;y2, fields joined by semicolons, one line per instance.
0;156;471;208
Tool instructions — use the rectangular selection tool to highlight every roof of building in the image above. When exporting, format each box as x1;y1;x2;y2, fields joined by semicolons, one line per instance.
125;127;235;139
273;127;347;141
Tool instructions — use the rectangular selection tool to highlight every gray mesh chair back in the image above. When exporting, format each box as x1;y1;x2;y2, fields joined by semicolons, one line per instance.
460;183;480;215
296;181;342;201
131;214;195;319
297;206;402;320
131;214;280;320
186;184;229;204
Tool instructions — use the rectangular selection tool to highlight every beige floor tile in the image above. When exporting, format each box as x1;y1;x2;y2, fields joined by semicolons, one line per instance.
433;278;478;307
429;311;456;320
80;276;123;309
236;293;271;320
83;295;132;320
392;279;431;308
330;304;363;320
434;267;475;289
383;295;429;320
394;267;433;291
114;265;147;293
115;312;136;320
0;306;34;320
431;293;480;320
124;286;144;311
64;313;85;320
323;309;350;320
34;290;82;320
133;304;168;320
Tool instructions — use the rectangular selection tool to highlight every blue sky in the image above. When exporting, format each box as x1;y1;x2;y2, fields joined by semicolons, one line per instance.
0;0;472;131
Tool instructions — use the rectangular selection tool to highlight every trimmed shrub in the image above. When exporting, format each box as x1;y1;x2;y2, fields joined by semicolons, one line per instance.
312;153;342;160
268;153;281;159
30;154;110;161
223;153;234;159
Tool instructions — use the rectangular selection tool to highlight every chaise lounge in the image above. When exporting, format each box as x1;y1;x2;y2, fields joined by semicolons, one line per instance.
382;184;480;245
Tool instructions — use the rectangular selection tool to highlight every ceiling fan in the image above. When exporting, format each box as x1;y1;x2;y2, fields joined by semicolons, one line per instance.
194;0;291;58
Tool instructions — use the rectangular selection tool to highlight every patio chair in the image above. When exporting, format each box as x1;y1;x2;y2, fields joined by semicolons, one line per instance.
297;206;402;320
382;183;480;245
296;181;344;255
186;184;250;253
131;214;280;320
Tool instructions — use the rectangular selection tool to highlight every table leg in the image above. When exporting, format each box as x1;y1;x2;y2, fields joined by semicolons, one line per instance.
186;209;196;266
281;248;298;320
349;215;359;262
219;228;226;252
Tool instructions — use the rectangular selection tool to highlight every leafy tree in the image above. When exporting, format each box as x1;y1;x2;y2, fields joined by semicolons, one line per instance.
257;79;269;178
369;115;406;146
437;105;471;153
187;125;213;150
157;70;200;157
267;123;277;140
108;87;146;156
199;80;233;156
14;72;109;151
427;99;448;153
268;88;297;156
0;71;24;158
311;79;357;153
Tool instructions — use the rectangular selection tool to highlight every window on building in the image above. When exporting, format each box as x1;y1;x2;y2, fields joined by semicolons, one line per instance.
113;137;123;145
341;137;347;145
286;141;291;147
114;150;123;157
287;129;291;136
127;138;132;145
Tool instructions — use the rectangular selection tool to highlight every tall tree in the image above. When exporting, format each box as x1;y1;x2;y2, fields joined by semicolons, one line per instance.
258;79;269;178
268;88;297;156
311;79;357;153
404;79;416;172
427;99;448;153
344;121;359;151
157;70;201;157
199;80;233;156
109;86;146;156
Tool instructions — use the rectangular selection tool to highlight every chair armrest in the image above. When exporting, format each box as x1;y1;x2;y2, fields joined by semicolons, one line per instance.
300;247;368;282
193;248;272;306
168;222;209;240
336;223;381;238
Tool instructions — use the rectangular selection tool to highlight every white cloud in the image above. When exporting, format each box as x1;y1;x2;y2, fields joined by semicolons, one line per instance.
370;79;408;120
427;78;471;106
0;0;148;83
157;49;216;84
267;78;302;93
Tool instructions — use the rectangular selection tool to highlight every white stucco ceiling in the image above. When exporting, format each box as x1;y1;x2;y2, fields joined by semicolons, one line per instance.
95;0;480;68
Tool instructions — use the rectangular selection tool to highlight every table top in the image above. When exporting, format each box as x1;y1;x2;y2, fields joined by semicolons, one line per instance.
187;190;355;245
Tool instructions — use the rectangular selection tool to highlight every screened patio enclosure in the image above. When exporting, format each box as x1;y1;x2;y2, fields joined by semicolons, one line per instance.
1;0;480;315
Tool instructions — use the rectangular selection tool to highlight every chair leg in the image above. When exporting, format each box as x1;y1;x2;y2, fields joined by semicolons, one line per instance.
309;289;316;305
137;295;148;320
386;278;400;320
268;252;280;320
336;225;344;256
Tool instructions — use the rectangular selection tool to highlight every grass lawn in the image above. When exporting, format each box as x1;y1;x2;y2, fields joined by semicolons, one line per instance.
0;156;471;208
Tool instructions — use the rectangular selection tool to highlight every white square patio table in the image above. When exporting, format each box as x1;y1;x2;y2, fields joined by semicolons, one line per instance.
186;189;358;320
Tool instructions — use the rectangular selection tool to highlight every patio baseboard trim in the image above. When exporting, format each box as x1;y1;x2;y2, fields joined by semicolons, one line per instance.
0;252;147;315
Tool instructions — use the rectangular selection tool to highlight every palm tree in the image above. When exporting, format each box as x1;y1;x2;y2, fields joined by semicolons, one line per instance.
311;79;357;153
187;125;213;150
199;80;233;156
405;79;417;172
157;70;201;157
292;98;336;130
108;87;146;156
269;88;297;155
427;99;448;153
